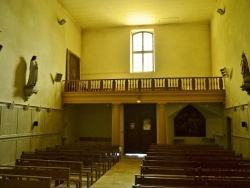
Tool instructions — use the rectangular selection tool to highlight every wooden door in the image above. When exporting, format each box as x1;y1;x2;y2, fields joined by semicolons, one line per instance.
124;104;156;154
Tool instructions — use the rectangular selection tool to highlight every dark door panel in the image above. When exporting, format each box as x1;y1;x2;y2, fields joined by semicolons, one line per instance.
124;104;156;154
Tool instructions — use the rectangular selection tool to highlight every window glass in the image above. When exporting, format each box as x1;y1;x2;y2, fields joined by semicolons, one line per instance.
133;33;142;51
144;53;153;72
131;31;154;73
133;54;142;72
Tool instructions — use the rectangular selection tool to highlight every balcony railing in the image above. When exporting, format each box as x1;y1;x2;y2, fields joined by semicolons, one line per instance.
62;77;224;92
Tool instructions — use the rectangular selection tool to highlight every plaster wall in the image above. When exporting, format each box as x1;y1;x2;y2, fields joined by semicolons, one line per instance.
64;104;112;143
0;0;81;165
81;23;211;79
211;0;250;157
0;0;81;108
166;103;224;145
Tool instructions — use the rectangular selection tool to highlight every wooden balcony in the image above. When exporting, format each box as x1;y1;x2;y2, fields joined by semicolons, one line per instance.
61;77;225;104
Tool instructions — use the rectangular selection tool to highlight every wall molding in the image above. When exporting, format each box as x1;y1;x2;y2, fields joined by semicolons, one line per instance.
0;133;61;140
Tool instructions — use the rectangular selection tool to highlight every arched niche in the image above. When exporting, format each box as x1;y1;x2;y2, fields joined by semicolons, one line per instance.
174;105;206;137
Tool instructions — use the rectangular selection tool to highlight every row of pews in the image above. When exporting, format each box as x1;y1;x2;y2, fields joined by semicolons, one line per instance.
133;144;250;188
0;140;120;188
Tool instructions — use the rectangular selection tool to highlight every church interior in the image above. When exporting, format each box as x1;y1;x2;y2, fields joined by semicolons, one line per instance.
1;0;250;187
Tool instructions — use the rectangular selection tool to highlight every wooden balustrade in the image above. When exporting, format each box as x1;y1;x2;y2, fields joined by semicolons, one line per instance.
63;77;224;93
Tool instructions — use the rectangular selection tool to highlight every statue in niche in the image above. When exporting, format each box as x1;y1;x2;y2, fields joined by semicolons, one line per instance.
27;56;38;86
241;52;250;82
24;56;39;101
240;52;250;95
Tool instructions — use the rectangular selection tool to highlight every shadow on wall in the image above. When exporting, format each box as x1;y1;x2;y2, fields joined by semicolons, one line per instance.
14;56;27;100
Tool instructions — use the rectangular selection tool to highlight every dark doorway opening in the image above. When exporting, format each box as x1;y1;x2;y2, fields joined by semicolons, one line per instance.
124;103;156;154
227;117;232;150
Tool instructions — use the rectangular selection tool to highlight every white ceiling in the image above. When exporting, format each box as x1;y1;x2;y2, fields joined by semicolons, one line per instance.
57;0;219;30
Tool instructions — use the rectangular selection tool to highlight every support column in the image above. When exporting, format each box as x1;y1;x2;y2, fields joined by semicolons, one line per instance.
158;103;166;144
112;103;120;146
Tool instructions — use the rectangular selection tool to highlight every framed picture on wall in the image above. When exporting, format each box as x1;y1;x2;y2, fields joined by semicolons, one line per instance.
66;49;80;80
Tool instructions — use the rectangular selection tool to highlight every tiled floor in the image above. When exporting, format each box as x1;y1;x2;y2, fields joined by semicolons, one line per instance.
90;155;143;188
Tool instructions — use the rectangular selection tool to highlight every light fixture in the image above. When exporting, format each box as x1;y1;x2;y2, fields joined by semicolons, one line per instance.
220;67;229;78
33;121;39;126
54;73;63;82
242;121;247;128
23;104;29;111
217;8;225;15
7;101;15;110
58;19;66;25
137;96;141;103
240;104;244;111
36;106;42;112
47;107;51;112
0;30;2;51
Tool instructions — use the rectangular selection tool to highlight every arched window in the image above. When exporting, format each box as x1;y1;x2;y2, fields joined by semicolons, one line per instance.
131;31;154;73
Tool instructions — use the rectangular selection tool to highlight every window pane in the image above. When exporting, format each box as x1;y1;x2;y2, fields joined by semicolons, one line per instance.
133;33;142;51
143;33;153;51
133;53;142;72
143;53;153;72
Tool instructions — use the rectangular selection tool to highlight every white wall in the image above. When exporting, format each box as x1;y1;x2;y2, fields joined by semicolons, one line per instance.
81;22;212;79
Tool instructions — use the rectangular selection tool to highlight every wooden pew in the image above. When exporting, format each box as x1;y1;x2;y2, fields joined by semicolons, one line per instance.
148;144;222;149
0;165;70;187
138;144;249;187
79;137;112;143
15;158;84;188
53;143;121;163
146;151;236;157
134;174;250;187
22;151;96;184
142;159;250;169
44;147;113;172
141;166;250;178
135;174;206;187
34;149;108;176
144;155;243;162
132;185;190;188
0;174;52;188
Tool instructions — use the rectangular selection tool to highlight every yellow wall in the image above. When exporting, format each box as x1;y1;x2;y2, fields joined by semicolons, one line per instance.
81;23;211;79
0;0;81;165
2;0;250;160
211;0;250;157
0;0;81;108
166;103;224;144
64;104;112;143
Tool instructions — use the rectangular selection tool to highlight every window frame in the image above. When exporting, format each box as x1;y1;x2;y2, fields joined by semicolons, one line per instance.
130;29;155;73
